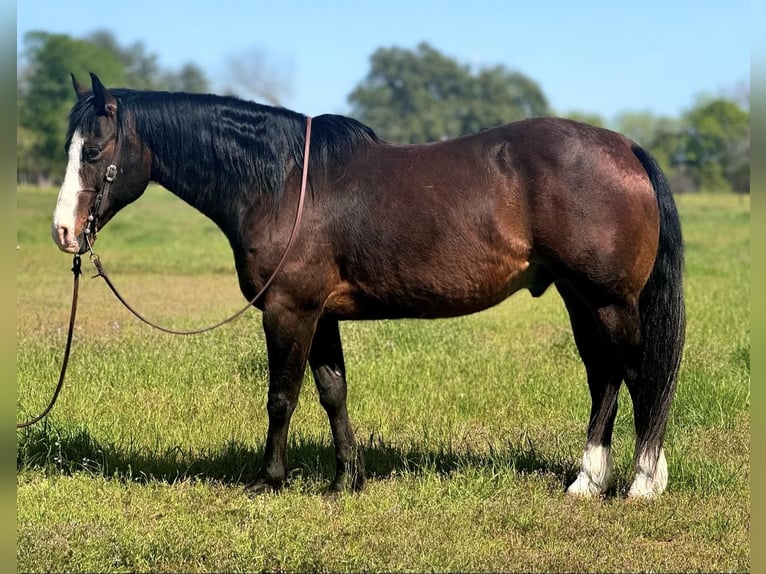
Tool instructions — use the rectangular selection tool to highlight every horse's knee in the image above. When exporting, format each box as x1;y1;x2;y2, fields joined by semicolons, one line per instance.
266;390;298;423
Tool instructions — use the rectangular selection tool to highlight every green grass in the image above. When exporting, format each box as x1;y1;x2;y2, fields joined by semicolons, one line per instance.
17;186;749;572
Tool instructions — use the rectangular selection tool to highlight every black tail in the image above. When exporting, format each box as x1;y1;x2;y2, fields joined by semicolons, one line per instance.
631;144;686;449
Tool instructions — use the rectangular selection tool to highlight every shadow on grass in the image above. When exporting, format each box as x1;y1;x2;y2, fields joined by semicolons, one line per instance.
17;422;580;491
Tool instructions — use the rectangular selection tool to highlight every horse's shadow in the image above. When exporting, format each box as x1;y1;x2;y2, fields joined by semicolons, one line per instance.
17;423;584;493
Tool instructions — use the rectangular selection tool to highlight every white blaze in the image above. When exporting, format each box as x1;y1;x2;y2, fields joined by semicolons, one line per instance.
51;130;85;252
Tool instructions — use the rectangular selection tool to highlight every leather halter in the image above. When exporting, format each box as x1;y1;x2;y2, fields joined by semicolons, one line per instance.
83;137;123;241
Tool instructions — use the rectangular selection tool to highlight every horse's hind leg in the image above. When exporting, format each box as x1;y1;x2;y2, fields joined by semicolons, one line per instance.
558;284;623;496
590;300;672;498
309;318;365;494
624;351;670;498
597;299;670;498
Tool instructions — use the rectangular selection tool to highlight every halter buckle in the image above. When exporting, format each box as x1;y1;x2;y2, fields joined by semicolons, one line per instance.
105;164;117;182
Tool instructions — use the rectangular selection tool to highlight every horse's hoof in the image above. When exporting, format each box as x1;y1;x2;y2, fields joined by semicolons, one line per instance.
322;486;343;500
322;473;365;498
244;481;280;497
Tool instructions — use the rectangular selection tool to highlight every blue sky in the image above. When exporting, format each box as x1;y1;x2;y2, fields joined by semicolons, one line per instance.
17;0;750;120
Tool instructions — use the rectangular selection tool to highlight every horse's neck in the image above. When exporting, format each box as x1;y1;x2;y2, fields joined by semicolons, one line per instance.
150;163;245;243
140;98;299;245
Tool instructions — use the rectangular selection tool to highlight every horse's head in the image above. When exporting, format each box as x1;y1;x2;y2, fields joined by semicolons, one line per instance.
52;73;151;254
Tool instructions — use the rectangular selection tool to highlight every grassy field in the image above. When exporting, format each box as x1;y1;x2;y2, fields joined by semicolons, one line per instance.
17;186;749;572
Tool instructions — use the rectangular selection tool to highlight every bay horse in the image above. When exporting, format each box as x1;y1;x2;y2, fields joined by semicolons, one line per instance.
52;73;684;498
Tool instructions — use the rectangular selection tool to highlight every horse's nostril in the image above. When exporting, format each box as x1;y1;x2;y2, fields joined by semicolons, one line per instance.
57;225;70;246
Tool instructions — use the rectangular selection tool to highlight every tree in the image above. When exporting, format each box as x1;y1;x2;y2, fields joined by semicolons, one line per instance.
463;66;550;134
680;98;749;193
164;63;210;94
612;111;678;149
85;30;160;89
17;31;211;183
611;110;687;189
348;43;550;143
223;47;292;106
86;30;209;93
611;99;749;194
18;31;125;182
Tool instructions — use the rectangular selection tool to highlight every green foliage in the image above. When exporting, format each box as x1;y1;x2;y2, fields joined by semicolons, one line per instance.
613;110;680;149
612;101;750;194
85;31;211;94
348;42;550;142
17;30;210;184
16;187;749;572
679;98;750;193
85;29;162;90
165;63;210;93
18;32;126;182
16;32;749;195
348;42;749;192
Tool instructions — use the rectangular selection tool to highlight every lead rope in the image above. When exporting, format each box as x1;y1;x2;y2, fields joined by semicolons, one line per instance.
18;116;312;427
89;115;312;335
17;255;82;428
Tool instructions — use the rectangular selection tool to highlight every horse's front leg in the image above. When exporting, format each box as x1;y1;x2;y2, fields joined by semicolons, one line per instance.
248;303;319;494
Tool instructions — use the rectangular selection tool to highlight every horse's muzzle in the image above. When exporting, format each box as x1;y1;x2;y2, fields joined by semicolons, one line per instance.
52;223;89;254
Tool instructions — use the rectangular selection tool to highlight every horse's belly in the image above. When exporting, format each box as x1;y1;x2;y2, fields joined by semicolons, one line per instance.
323;259;534;320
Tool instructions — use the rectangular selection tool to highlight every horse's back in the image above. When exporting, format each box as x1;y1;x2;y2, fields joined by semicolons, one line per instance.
320;117;659;319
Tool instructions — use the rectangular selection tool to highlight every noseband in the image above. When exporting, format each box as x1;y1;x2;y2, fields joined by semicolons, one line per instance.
83;139;123;242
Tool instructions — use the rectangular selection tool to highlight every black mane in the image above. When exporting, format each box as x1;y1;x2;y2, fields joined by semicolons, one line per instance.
67;89;380;207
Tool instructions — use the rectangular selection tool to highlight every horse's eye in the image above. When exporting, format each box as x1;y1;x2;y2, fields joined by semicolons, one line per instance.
83;147;102;163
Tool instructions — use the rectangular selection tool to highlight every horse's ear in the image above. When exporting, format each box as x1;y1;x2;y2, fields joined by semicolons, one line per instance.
89;72;117;117
71;73;88;100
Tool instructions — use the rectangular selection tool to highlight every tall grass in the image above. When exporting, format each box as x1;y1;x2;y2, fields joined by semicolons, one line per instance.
17;186;749;572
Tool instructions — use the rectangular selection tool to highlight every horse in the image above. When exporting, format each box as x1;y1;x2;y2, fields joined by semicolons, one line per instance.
52;73;684;498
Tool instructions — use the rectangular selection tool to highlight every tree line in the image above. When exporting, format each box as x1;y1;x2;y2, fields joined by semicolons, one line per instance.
17;33;749;193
